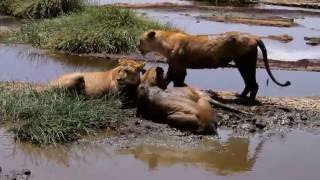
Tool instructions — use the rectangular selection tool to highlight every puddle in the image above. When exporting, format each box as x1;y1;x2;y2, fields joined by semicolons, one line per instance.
0;43;319;96
1;128;320;180
137;9;320;61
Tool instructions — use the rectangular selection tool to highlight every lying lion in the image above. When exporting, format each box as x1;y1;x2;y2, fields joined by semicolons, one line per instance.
137;67;218;135
138;30;291;101
50;58;145;98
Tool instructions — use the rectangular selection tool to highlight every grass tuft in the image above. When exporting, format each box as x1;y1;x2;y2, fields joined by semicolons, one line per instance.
13;6;170;54
0;0;86;19
0;84;127;145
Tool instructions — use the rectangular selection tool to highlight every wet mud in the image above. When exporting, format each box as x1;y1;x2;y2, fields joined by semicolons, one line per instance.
304;36;320;46
262;0;320;9
200;15;297;27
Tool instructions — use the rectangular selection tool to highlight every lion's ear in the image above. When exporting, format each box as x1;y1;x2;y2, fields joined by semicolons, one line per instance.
147;31;156;39
118;57;126;64
140;62;146;68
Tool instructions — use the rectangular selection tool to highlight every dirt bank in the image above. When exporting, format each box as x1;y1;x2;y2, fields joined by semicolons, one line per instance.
105;3;320;16
92;88;320;149
200;15;297;27
262;0;320;9
304;37;320;46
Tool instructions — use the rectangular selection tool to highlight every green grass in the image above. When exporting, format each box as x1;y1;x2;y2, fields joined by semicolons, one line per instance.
0;84;128;145
13;6;170;54
0;0;86;19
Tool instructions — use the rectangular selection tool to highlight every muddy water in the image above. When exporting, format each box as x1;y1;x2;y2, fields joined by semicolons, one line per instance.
1;128;320;180
0;43;117;83
1;43;320;96
137;9;320;61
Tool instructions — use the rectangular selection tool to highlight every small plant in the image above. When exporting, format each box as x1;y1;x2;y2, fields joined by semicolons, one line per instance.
0;0;86;19
0;84;128;145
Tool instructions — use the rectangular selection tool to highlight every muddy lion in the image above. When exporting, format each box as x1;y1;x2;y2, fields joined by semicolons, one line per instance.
138;30;291;101
137;67;221;135
50;58;145;99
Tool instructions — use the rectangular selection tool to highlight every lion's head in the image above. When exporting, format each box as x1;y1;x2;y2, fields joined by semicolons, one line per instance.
115;67;140;87
118;58;145;72
141;66;167;89
137;30;161;55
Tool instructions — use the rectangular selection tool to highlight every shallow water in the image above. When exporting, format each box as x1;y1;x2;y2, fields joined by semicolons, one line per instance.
0;44;117;83
1;43;319;96
137;9;320;61
145;62;320;97
1;128;320;180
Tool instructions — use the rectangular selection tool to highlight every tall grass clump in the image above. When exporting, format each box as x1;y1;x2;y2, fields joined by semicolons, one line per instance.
14;6;170;54
0;84;127;145
0;0;86;19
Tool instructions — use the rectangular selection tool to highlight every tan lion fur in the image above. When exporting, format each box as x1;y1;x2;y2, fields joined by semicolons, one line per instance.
137;67;217;135
50;58;145;97
138;30;290;101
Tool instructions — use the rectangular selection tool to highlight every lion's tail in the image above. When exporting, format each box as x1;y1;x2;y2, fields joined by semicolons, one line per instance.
257;39;291;87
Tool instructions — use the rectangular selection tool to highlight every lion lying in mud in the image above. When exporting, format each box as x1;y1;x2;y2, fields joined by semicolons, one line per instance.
50;58;145;98
138;30;291;101
137;67;219;135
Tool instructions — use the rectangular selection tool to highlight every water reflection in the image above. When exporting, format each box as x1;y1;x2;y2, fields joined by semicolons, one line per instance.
125;136;265;175
0;43;117;83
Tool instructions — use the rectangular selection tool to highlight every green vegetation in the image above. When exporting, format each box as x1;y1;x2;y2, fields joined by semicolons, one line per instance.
0;0;85;19
0;84;128;145
14;7;169;54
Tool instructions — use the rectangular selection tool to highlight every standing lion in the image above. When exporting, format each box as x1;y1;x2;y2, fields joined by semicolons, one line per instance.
138;30;290;101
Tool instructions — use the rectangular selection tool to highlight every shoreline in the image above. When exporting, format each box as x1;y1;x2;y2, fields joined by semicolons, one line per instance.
52;51;320;72
1;81;319;147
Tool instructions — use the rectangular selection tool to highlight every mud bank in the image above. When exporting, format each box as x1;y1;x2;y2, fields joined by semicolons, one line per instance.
105;2;320;16
304;36;320;46
1;82;319;145
262;0;320;9
200;15;296;27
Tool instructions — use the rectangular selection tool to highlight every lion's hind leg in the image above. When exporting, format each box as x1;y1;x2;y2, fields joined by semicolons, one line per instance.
235;50;259;102
50;73;85;94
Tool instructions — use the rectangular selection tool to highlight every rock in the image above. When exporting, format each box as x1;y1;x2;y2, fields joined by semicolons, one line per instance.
255;119;267;130
222;114;230;121
22;169;31;176
134;120;141;126
249;127;257;133
280;119;290;125
240;123;251;131
300;114;308;121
